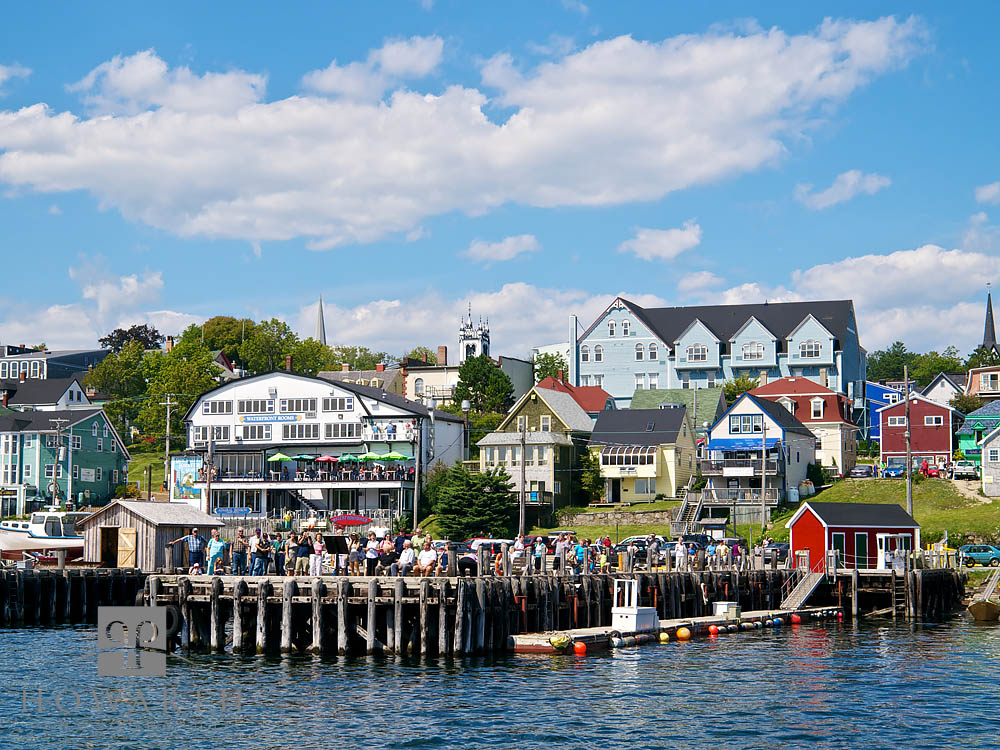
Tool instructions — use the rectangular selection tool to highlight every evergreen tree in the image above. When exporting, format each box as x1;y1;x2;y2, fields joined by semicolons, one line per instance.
573;446;604;505
454;354;515;413
432;463;514;539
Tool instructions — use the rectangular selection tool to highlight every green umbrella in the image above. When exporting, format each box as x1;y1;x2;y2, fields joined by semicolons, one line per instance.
267;452;292;462
359;452;382;461
381;451;411;460
338;454;361;462
290;454;316;461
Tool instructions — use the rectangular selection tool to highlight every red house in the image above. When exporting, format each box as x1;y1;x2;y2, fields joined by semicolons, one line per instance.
877;393;958;468
786;501;920;571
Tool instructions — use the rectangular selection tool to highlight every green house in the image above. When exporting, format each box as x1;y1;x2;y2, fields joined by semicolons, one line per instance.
956;401;1000;465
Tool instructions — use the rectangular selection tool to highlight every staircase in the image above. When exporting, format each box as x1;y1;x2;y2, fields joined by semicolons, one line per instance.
290;489;323;513
670;492;702;537
780;572;825;610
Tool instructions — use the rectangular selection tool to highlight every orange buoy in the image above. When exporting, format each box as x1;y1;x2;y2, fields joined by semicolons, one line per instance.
676;627;692;641
708;624;719;635
790;614;802;624
573;640;587;655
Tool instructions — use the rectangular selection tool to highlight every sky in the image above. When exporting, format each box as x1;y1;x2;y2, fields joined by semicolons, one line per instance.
1;1;998;359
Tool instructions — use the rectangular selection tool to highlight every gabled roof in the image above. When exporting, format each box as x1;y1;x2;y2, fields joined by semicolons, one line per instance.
750;377;854;426
728;315;777;342
751;376;836;397
500;384;595;433
0;377;84;406
628;387;726;430
712;392;814;437
0;407;101;432
875;391;961;415
589;407;688;447
2;348;107;360
786;501;919;529
921;372;964;397
319;368;403;390
79;500;223;528
535;376;612;413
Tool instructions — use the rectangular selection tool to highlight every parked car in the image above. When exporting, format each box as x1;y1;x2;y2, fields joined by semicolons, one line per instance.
959;544;1000;567
925;465;941;478
883;465;906;478
680;533;711;546
762;542;790;565
953;460;979;480
850;464;874;478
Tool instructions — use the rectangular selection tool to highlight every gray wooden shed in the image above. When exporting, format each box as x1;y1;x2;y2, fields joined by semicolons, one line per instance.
78;500;223;571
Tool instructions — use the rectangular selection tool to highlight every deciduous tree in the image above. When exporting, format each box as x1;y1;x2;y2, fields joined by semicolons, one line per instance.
82;341;148;436
98;324;164;352
238;318;298;374
724;374;759;406
532;352;568;383
454;354;515;413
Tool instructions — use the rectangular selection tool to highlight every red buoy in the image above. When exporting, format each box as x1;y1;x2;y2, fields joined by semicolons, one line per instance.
837;610;844;620
790;614;802;624
708;624;719;635
573;641;587;655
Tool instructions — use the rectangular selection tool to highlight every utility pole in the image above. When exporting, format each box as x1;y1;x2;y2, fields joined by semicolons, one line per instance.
161;394;177;497
760;419;767;547
519;423;527;536
904;365;913;516
204;440;214;514
49;418;69;505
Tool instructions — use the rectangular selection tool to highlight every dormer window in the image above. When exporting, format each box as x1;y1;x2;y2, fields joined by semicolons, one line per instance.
635;343;644;361
800;340;821;358
594;345;603;363
622;320;630;337
581;345;590;363
811;398;824;419
779;397;795;414
742;342;764;361
687;344;708;362
608;320;616;337
648;343;657;360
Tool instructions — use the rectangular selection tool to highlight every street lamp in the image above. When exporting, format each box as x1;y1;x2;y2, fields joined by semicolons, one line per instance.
461;399;471;461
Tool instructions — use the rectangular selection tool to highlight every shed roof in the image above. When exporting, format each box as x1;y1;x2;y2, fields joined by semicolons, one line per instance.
590;407;687;447
79;500;224;528
788;501;919;529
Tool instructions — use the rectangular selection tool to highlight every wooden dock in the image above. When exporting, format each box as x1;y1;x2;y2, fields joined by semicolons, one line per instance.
0;567;145;626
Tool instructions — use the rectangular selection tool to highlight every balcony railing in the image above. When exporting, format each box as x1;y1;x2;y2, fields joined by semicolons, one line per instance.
362;428;416;442
701;488;782;503
198;467;415;484
700;459;782;475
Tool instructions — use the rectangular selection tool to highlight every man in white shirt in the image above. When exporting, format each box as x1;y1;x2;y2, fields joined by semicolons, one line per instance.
392;540;416;576
414;542;438;577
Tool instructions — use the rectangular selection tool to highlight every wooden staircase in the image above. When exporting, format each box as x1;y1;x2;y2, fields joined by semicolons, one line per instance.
780;571;825;610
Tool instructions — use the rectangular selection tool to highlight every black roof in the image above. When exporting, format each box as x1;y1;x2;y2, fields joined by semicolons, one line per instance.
590;407;687;447
804;501;919;528
0;407;102;433
0;377;81;405
748;394;814;437
619;299;855;352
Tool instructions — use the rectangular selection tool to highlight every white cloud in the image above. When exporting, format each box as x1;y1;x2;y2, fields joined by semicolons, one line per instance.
794;169;891;209
305;283;667;357
67;50;266;115
976;182;1000;205
47;204;61;215
561;0;589;16
676;270;723;294
301;35;443;100
464;234;540;263
714;244;1000;352
0;63;30;94
0;17;924;248
405;225;429;242
617;221;701;261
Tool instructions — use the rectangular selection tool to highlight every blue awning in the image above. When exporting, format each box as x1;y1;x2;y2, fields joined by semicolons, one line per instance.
707;437;781;451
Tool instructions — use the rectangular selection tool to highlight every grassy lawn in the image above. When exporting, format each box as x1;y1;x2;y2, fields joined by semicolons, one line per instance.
127;452;166;492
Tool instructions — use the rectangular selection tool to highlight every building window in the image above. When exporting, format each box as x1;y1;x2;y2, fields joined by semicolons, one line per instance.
887;416;906;427
71;435;81;450
648;343;658;361
729;414;763;434
680;372;690;389
282;423;320;440
687;344;708;362
92;422;98;437
622;320;630;337
242;424;272;441
540;415;551;431
517;416;526;432
72;465;79;479
414;378;424;395
635;343;644;361
96;467;103;481
635;373;645;391
580;346;590;363
593;374;603;387
30;360;40;378
202;400;234;415
103;424;108;438
554;481;561;494
97;438;103;452
537;446;548;465
981;373;1000;392
811;399;824;419
580;375;591;386
44;464;54;478
594;345;603;363
924;415;944;426
989;449;999;462
635;478;656;495
325;423;360;439
238;399;275;414
886;392;900;404
608;321;615;337
279;398;317;413
113;469;119;483
23;463;30;478
706;373;715;388
742;342;764;361
193;425;229;442
322;397;354;412
800;340;821;359
0;362;6;378
647;373;659;389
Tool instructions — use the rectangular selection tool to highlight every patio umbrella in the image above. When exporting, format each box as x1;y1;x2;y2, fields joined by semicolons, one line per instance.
290;454;316;461
359;452;382;461
315;455;338;463
338;454;361;462
267;452;292;462
381;451;411;460
331;514;373;526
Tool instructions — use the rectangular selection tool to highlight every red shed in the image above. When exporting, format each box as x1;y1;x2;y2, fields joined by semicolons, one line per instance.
877;393;957;467
786;501;920;571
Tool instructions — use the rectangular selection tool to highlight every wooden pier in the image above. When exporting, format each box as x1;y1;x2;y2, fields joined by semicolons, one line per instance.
0;567;145;626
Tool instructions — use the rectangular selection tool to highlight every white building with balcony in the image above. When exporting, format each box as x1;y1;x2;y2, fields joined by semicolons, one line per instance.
178;371;464;522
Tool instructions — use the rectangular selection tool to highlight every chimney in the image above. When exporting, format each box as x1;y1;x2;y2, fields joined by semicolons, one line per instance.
341;363;350;372
19;370;26;383
376;363;385;373
819;368;828;388
557;368;564;383
421;352;427;363
759;370;768;386
285;355;293;372
86;385;96;397
165;335;174;353
437;346;447;366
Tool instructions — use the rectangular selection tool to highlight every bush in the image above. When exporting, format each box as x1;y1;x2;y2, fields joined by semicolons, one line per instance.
115;483;142;499
806;463;827;487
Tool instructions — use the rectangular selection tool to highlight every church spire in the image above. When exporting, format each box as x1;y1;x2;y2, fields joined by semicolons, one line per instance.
316;295;327;346
985;285;997;354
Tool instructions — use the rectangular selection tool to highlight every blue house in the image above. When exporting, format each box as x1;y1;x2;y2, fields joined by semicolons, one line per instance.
567;298;866;408
863;381;903;442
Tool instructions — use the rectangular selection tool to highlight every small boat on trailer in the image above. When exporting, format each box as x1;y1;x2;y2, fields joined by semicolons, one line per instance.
0;508;87;561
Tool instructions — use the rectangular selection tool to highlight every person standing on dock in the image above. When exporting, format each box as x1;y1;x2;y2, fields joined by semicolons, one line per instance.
533;537;546;572
295;532;312;576
364;531;379;576
231;528;249;576
207;529;227;575
251;532;272;576
168;527;207;571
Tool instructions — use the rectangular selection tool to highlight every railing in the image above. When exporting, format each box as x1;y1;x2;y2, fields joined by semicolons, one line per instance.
363;428;416;442
701;488;781;503
700;459;782;475
201;468;415;484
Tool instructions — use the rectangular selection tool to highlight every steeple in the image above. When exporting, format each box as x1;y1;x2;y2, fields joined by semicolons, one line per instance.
316;295;327;346
985;285;997;354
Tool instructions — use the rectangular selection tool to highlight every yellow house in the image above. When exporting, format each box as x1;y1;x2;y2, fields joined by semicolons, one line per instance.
589;407;697;502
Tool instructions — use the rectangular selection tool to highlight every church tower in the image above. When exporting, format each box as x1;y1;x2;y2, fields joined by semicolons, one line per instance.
984;286;998;355
316;295;327;346
458;305;490;364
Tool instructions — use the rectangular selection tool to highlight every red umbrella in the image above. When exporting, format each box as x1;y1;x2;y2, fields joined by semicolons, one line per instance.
315;455;338;463
331;514;373;526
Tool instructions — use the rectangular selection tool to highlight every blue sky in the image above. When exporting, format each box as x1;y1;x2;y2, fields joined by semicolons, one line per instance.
1;1;998;357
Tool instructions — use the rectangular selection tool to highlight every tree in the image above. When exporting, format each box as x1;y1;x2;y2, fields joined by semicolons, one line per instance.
950;392;984;415
200;316;256;364
137;348;218;440
432;463;514;540
291;338;335;376
98;324;164;352
866;341;917;382
967;345;1000;370
329;345;392;371
238;318;299;375
82;340;149;436
724;374;759;406
533;352;568;383
911;347;964;386
402;346;437;365
573;447;603;505
454;354;515;413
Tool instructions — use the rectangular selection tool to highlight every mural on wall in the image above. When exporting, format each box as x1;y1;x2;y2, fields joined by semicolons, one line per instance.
170;456;203;503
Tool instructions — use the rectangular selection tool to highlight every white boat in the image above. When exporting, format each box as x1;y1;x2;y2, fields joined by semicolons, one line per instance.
0;508;87;558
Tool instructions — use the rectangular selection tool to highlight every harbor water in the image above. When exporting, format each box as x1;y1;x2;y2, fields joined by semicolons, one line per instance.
1;617;998;749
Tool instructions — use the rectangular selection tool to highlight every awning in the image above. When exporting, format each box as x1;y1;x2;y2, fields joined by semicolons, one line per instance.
600;445;657;459
707;437;781;451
